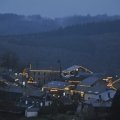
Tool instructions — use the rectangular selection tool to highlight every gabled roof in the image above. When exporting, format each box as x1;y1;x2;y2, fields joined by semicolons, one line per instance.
62;65;93;79
63;65;80;72
76;80;108;94
62;65;92;73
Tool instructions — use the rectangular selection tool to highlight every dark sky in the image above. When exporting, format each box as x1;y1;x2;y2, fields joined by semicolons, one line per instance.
0;0;120;18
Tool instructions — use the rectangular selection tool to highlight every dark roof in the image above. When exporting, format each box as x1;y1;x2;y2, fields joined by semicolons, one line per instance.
0;81;44;97
76;72;92;78
79;76;100;86
63;65;80;72
43;81;70;89
76;80;109;94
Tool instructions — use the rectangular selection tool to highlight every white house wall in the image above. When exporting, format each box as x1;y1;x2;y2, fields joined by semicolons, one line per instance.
84;90;116;101
96;90;116;101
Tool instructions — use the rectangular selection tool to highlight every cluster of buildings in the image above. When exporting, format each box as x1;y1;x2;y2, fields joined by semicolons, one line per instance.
41;65;116;101
0;65;118;118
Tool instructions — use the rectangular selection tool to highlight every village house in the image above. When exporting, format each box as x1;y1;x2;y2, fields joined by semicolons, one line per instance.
28;69;59;86
74;75;112;100
76;89;116;120
42;81;75;96
61;65;93;86
61;65;93;79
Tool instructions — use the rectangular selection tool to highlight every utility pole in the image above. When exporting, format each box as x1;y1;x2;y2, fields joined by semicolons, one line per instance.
43;72;46;85
29;64;32;70
57;60;62;80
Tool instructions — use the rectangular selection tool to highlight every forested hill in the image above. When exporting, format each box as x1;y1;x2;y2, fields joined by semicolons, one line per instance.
0;13;120;35
0;20;120;74
0;14;58;35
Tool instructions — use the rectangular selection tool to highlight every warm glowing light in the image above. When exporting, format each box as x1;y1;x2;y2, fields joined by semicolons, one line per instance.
27;81;37;84
107;77;113;79
64;87;69;90
107;83;112;87
81;91;84;97
50;89;58;92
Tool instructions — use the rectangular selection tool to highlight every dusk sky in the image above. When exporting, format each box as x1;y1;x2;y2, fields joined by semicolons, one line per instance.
0;0;120;18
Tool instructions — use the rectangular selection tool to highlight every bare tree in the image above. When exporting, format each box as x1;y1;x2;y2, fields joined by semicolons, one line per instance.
0;50;19;71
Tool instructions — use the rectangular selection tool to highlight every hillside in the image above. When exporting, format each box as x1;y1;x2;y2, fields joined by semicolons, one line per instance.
0;13;120;35
0;20;120;74
0;14;58;35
